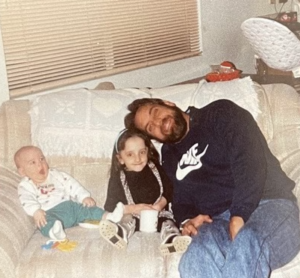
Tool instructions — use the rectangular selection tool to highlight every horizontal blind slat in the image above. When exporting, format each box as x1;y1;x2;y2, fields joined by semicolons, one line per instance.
0;0;201;97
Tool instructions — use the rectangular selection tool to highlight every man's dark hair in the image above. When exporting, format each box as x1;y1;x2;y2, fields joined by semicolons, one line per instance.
124;98;165;130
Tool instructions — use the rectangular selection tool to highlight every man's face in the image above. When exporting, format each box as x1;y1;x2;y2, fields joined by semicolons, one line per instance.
134;102;188;143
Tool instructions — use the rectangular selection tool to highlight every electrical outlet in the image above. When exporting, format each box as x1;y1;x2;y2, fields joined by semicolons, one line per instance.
270;0;276;4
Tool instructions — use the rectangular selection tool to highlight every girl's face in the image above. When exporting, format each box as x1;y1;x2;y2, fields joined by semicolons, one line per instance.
117;136;148;172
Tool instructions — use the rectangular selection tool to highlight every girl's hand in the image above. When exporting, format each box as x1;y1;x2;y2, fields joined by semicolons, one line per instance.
151;196;167;212
82;197;96;207
151;203;162;211
124;204;153;215
33;209;47;228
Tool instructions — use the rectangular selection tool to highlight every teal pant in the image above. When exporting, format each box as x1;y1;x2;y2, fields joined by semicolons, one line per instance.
40;200;105;237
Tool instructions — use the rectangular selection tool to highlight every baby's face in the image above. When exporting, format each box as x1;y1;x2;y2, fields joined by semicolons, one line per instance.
17;148;49;184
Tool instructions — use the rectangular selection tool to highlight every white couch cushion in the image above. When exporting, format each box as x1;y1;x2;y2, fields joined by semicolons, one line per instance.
16;227;180;278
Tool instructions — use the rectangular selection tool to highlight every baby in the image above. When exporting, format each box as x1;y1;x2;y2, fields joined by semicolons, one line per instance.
14;145;123;242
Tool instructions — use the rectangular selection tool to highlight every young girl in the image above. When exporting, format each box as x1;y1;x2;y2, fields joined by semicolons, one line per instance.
99;129;191;255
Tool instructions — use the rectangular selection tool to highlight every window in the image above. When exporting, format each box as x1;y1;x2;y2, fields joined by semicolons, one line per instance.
0;0;201;98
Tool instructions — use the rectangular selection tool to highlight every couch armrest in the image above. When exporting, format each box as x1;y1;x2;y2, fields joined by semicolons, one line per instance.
0;166;35;278
262;84;300;207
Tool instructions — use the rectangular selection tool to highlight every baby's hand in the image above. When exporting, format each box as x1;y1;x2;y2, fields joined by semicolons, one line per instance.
33;209;47;228
82;197;96;207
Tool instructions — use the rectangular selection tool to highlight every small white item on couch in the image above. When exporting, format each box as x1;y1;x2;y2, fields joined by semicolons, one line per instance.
78;221;100;229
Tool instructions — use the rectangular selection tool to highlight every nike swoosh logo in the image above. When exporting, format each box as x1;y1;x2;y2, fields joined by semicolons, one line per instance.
176;144;208;181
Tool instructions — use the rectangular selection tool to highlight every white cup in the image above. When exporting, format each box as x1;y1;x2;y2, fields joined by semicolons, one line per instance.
139;209;158;233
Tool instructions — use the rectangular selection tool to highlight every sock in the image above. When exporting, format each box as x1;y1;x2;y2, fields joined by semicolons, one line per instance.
106;202;124;223
48;220;66;241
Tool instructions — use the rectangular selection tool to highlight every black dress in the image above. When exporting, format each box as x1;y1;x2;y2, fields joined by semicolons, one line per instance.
104;162;174;231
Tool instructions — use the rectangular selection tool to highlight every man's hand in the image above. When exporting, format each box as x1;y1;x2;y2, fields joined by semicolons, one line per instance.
33;209;47;228
82;197;96;207
229;216;244;240
181;214;213;236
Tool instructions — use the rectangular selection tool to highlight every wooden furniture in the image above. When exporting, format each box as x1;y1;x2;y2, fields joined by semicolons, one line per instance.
178;71;300;94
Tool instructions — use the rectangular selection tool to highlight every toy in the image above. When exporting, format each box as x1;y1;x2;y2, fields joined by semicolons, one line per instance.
41;239;78;252
206;61;242;82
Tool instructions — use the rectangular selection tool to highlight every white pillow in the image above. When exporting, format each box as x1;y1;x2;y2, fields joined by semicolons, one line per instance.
191;77;261;120
30;88;150;158
149;78;261;156
149;84;199;111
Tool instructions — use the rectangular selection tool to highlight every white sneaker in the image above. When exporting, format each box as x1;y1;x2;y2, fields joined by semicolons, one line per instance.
160;235;192;256
99;215;136;249
160;219;191;255
48;220;66;242
99;218;134;249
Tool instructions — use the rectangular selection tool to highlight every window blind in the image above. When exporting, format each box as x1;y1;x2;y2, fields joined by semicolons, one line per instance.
0;0;201;98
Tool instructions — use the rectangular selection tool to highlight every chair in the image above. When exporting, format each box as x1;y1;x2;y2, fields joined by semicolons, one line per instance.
241;17;300;76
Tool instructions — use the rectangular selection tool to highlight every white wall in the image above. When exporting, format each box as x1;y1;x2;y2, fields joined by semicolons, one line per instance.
0;0;293;103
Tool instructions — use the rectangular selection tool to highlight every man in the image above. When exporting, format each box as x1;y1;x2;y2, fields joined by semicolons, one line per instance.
124;98;300;278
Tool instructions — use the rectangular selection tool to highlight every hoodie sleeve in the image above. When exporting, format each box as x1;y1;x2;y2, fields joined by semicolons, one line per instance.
212;100;267;222
156;162;173;204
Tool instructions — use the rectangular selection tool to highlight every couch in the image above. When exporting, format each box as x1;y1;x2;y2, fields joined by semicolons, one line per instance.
0;78;300;278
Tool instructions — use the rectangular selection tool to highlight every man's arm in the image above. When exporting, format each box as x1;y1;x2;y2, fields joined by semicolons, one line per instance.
215;101;267;222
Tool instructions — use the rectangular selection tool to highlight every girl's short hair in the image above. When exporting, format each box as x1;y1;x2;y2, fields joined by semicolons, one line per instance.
110;128;160;173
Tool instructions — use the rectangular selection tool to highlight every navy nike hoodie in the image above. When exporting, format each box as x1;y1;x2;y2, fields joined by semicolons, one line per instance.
161;100;296;225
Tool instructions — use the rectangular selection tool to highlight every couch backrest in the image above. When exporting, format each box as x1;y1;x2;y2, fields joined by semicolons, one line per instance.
262;83;300;208
1;81;300;208
0;98;112;206
0;100;31;170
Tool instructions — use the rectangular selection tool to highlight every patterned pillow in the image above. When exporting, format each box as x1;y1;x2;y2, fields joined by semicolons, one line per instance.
30;88;150;158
